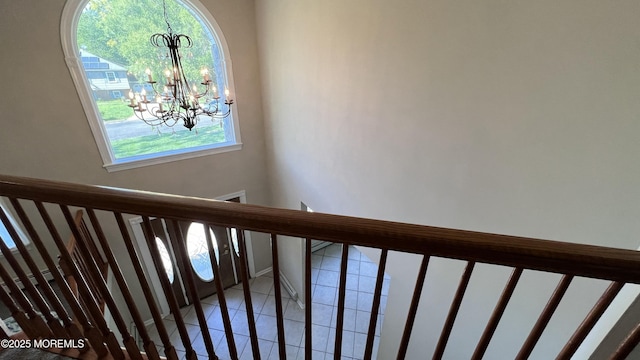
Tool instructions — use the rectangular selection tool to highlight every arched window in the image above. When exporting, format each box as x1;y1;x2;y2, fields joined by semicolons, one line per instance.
61;0;241;171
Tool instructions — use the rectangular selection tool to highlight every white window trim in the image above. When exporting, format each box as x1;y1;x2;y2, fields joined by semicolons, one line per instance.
0;199;30;255
60;0;243;172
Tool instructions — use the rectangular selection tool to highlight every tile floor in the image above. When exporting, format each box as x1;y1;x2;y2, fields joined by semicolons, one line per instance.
143;243;389;360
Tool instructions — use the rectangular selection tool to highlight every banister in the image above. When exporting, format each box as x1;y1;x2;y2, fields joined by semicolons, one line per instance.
1;174;640;284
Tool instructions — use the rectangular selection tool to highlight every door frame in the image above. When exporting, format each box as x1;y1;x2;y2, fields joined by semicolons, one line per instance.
128;190;255;316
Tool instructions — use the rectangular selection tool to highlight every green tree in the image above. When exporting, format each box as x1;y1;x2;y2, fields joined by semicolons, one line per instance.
77;0;217;91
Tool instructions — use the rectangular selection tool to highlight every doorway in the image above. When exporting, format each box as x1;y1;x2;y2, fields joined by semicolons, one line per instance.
150;218;240;307
129;193;251;313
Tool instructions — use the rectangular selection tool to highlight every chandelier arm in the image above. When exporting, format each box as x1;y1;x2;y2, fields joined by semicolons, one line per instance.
172;39;190;111
130;96;182;128
202;106;232;119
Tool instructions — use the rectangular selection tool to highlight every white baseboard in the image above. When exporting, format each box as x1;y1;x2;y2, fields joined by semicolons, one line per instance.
278;272;301;305
294;297;305;309
254;266;302;307
255;267;273;278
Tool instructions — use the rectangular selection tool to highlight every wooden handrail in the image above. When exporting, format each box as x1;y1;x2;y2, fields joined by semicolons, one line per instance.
1;173;639;359
1;174;639;284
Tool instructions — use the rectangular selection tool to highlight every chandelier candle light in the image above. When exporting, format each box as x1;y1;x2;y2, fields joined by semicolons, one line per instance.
128;0;233;131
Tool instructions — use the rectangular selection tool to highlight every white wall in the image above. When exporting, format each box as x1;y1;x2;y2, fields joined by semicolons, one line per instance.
0;0;271;322
255;0;640;358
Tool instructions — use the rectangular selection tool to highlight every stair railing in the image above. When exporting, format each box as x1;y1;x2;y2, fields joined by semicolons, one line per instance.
0;174;639;359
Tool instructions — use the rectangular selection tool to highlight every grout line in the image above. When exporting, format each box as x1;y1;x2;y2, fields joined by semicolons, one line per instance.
147;246;386;360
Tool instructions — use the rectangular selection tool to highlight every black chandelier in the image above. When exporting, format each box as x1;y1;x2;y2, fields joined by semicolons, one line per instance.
128;0;233;131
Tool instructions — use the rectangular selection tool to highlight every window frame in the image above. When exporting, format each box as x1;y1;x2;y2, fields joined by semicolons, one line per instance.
105;71;117;83
61;0;242;172
0;199;29;253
